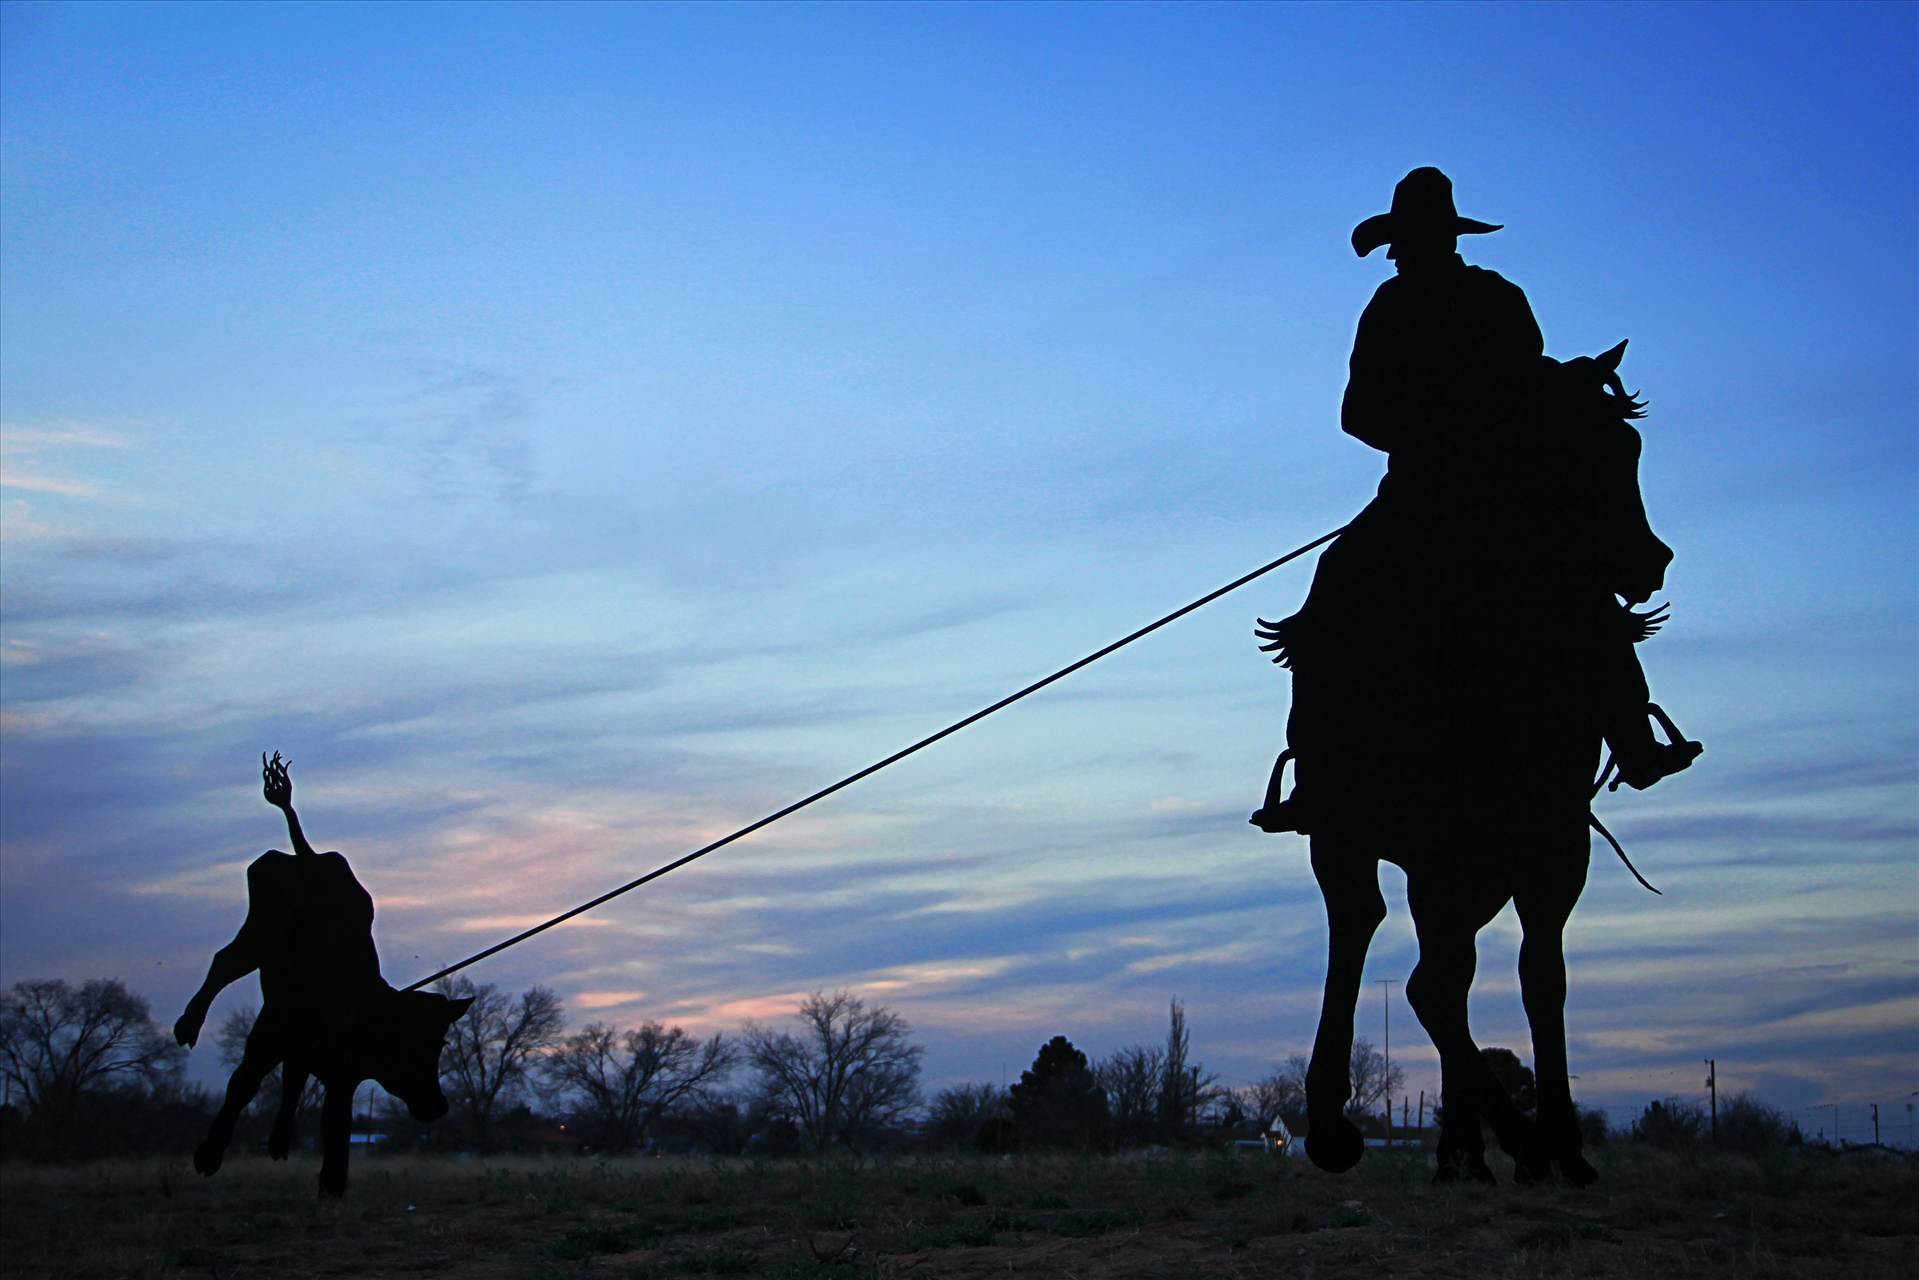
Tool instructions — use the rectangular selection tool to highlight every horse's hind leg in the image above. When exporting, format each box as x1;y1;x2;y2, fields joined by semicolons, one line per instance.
1406;865;1516;1184
1303;836;1386;1173
1515;832;1597;1186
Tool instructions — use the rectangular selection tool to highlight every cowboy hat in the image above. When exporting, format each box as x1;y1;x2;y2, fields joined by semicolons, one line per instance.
1351;167;1502;257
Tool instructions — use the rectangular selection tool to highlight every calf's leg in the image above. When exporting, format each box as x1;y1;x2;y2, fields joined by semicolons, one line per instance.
269;1063;308;1160
317;1083;355;1198
196;1030;279;1177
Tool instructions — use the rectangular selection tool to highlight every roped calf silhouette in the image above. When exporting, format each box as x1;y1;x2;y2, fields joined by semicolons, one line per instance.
194;980;470;1196
176;754;470;1196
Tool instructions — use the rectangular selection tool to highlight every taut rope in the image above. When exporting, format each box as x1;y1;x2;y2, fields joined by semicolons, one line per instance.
404;526;1347;991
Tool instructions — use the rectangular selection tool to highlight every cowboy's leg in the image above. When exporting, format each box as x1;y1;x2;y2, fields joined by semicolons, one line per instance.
1405;859;1513;1182
195;1010;283;1176
1515;828;1598;1185
1303;833;1387;1173
1599;634;1655;758
1599;622;1701;790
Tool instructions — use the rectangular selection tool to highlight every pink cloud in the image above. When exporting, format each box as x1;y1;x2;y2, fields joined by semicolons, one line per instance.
573;990;650;1010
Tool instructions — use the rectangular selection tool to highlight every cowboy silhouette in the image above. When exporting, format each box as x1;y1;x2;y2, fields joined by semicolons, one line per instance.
1253;168;1699;833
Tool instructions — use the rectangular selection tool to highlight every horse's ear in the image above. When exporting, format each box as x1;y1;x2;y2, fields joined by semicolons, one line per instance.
1598;339;1629;371
445;996;475;1023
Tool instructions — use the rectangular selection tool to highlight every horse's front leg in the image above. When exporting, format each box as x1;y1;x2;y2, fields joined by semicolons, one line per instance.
1303;836;1386;1173
1406;865;1514;1184
317;1082;354;1198
1516;832;1596;1186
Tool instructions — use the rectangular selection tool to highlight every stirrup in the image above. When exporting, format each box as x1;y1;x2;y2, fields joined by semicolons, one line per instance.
1251;749;1311;834
1608;703;1703;792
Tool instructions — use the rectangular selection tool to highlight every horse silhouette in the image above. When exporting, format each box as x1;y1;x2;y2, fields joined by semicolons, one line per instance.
176;754;470;1196
1265;343;1694;1183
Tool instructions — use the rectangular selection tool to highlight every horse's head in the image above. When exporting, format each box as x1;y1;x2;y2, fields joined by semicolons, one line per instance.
1542;341;1672;604
1556;339;1646;424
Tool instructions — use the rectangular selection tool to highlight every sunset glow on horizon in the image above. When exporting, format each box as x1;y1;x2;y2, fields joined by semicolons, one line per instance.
3;1;1914;1139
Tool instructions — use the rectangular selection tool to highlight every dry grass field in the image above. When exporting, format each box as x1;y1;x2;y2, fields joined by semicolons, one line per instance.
3;1144;1914;1279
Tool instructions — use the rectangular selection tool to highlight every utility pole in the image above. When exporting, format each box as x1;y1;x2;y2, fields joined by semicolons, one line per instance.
1376;977;1395;1081
1418;1089;1425;1137
1871;1103;1880;1146
1376;978;1395;1147
1704;1059;1717;1147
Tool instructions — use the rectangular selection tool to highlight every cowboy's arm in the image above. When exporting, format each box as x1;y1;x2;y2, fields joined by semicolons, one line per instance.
1341;291;1409;452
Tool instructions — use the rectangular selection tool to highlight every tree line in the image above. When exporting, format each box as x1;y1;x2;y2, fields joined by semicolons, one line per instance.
0;977;1808;1160
0;977;922;1158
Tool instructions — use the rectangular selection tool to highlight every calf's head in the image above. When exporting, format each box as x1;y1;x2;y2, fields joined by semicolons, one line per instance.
369;990;472;1122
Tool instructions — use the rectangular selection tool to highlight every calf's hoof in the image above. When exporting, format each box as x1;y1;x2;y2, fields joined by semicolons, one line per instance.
1305;1114;1365;1173
1509;1149;1555;1186
192;1140;224;1177
1434;1151;1497;1185
1556;1152;1599;1188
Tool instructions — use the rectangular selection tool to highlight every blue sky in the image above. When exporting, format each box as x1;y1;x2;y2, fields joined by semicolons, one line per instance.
2;1;1914;1137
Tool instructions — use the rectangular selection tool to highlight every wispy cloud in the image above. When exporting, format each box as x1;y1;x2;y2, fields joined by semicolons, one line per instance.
0;422;149;510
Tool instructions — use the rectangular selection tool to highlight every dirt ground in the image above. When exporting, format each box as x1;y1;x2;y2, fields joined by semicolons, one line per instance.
3;1144;1914;1279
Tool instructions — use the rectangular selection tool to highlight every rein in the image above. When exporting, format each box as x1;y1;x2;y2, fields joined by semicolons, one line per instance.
1590;756;1662;894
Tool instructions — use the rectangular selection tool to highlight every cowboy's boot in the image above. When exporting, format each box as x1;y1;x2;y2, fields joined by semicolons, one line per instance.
1251;749;1312;834
1610;704;1702;792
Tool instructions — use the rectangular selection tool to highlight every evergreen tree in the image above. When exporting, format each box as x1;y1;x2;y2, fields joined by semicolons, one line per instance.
1008;1036;1109;1150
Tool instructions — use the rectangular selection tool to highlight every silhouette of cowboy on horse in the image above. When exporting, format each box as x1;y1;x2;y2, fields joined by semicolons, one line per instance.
1252;167;1700;836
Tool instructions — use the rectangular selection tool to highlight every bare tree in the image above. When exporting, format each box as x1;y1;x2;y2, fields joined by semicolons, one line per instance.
924;1082;1007;1149
1242;1057;1309;1131
542;1020;736;1152
1347;1037;1404;1120
1095;1045;1165;1146
0;979;182;1120
744;989;922;1152
1264;1042;1401;1122
1155;999;1221;1138
434;978;565;1151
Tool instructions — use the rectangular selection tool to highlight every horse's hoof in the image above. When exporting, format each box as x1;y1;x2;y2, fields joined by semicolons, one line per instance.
1306;1115;1365;1173
317;1170;348;1199
192;1142;224;1177
268;1128;292;1160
